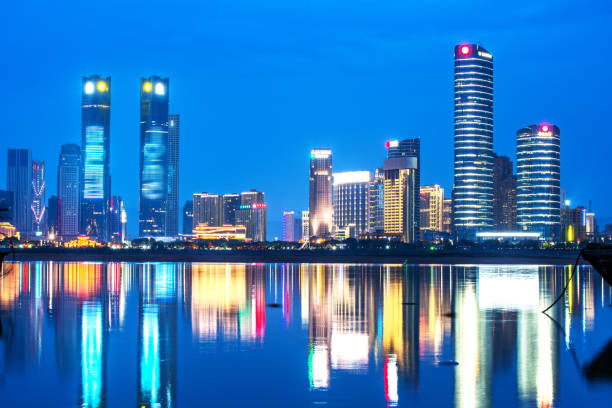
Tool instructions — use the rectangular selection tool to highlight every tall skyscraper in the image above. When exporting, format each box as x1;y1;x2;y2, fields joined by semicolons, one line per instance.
182;200;193;234
139;76;169;237
309;149;332;238
30;160;46;237
47;195;61;237
453;44;494;239
369;168;385;234
193;193;222;227
492;153;517;231
222;193;240;225
420;185;444;233
332;171;371;237
58;144;81;239
7;149;32;236
81;75;111;241
516;124;561;240
387;138;420;232
383;157;418;243
167;114;180;236
282;211;295;242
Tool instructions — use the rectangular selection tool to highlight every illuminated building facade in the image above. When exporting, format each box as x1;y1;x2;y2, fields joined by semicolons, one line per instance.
369;168;384;234
7;148;32;236
222;193;240;225
182;200;193;235
193;193;222;228
560;206;586;242
110;196;126;242
585;212;596;241
442;198;453;234
387;138;420;233
332;171;371;236
81;75;111;241
282;211;295;242
47;195;60;237
167;113;180;237
139;76;169;237
30;160;46;237
309;149;333;238
383;157;418;243
453;44;494;240
302;210;310;242
493;153;517;231
58;143;81;239
420;185;444;234
190;224;248;241
516;124;561;240
236;202;267;242
0;190;14;225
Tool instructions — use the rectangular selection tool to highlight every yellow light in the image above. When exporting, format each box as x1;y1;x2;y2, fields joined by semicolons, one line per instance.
97;81;107;92
143;82;152;92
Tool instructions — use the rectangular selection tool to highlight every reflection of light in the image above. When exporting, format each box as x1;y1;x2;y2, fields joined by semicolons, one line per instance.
308;344;329;389
330;332;369;369
82;302;102;408
455;282;482;408
141;304;160;404
478;266;539;310
384;355;399;406
154;264;176;301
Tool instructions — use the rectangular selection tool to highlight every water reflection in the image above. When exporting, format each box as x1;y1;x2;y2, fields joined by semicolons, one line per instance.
0;261;610;407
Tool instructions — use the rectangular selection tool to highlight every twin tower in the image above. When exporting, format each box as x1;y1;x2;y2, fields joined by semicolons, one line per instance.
81;75;179;240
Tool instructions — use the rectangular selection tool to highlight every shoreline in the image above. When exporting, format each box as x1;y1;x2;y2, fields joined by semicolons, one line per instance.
3;248;585;266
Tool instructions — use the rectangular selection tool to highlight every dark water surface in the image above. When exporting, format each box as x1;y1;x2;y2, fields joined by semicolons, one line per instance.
0;262;611;407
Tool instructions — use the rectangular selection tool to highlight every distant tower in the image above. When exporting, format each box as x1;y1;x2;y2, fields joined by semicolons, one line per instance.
81;75;111;241
166;114;180;236
282;211;295;242
453;44;494;240
47;195;61;238
182;200;193;234
7;148;32;236
236;190;267;242
139;76;169;237
516;124;561;240
387;138;421;233
492;153;517;231
332;171;371;237
309;149;333;238
58;143;81;239
30;160;46;237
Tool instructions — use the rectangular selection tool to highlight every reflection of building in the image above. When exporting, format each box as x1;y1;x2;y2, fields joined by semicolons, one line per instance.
139;76;169;237
383;157;418;243
453;44;494;240
333;171;371;237
30;160;46;238
80;302;106;408
282;211;295;242
7;148;32;236
516;124;561;240
58;143;81;239
166;113;180;237
182;200;193;235
493;153;517;231
309;149;333;238
190;224;248;241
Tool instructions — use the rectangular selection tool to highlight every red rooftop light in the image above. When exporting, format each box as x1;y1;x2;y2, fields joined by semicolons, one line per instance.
541;124;550;132
385;140;390;148
460;45;471;56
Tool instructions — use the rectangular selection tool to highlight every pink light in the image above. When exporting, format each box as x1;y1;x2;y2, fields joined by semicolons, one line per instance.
460;45;471;56
541;124;550;132
385;141;390;148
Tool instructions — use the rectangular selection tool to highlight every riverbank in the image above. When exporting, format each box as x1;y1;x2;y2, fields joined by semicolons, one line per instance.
4;248;585;265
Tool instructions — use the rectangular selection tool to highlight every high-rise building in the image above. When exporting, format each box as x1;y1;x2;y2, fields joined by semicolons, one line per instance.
222;193;240;225
442;198;453;235
47;195;61;238
561;206;586;242
167;114;180;237
369;168;384;234
387;139;420;232
420;185;444;233
0;190;14;225
332;171;371;237
58;144;81;239
309;149;332;238
516;124;561;240
110;196;125;243
30;160;46;237
193;193;222;227
383;157;418;243
453;44;494;239
294;214;302;242
301;210;310;243
493;153;517;231
81;75;111;241
7;149;32;236
139;76;169;237
585;212;596;242
282;211;295;242
236;190;266;242
182;200;193;234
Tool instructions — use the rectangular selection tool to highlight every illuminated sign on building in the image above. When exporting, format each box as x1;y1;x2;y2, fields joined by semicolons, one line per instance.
141;129;167;200
83;125;105;199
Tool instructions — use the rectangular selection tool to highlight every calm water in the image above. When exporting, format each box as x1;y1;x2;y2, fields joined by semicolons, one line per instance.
0;262;611;407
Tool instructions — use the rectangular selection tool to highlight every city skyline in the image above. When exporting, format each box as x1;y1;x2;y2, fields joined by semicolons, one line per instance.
1;1;610;239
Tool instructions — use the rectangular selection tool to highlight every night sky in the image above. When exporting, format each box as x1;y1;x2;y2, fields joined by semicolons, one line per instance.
1;0;611;238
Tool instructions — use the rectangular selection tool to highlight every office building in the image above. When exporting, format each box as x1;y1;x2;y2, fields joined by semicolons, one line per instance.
282;211;295;242
301;210;310;243
193;193;222;227
110;196;125;242
47;195;61;237
383;157;418;243
387;139;420;232
561;206;586;242
0;190;14;225
442;198;453;234
585;212;596;242
31;160;46;237
294;214;302;242
420;185;444;233
493;153;517;231
309;149;332;238
222;193;240;225
369;168;384;234
81;75;111;240
182;200;193;235
333;171;371;236
7;149;32;236
139;76;169;237
516;124;561;240
236;190;266;242
166;114;180;237
58;144;81;239
453;44;494;239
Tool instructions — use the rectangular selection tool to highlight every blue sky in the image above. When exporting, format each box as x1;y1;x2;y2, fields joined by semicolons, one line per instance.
1;0;611;238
